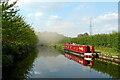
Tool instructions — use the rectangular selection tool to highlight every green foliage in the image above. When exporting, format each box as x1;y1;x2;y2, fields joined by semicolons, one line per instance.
58;33;120;53
78;32;89;37
95;46;119;56
2;0;38;68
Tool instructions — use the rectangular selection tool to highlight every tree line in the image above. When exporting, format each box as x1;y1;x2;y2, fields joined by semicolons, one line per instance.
1;0;38;71
58;32;120;53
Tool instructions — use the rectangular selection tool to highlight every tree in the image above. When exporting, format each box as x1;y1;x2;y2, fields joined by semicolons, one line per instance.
2;0;38;68
84;32;89;36
77;32;89;37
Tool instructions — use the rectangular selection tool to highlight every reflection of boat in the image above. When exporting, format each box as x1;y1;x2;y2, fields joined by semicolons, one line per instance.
64;43;96;58
64;52;94;66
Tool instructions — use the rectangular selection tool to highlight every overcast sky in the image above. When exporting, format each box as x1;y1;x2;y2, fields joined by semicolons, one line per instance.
9;0;119;37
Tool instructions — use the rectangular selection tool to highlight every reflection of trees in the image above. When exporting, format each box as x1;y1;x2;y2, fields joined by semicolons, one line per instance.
8;49;38;80
6;46;63;79
93;59;120;78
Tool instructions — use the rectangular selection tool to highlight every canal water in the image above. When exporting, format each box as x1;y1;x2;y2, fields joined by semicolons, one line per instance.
9;46;120;79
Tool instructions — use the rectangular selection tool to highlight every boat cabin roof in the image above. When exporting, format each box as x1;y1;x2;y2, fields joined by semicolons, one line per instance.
65;43;86;46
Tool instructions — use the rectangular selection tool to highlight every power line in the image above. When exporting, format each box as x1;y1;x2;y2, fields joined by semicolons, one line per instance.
89;18;92;35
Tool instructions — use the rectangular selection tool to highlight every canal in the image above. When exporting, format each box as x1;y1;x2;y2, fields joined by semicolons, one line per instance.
8;46;120;79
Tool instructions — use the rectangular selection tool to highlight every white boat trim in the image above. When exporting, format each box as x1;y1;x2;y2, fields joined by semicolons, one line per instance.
84;53;92;55
84;58;92;61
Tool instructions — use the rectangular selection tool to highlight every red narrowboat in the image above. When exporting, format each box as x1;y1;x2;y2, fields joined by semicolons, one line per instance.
64;43;96;58
64;53;94;66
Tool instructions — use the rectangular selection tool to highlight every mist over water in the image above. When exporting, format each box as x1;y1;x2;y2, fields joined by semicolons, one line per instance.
35;31;66;45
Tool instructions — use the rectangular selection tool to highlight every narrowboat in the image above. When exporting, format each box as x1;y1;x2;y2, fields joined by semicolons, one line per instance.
64;53;94;66
64;43;96;58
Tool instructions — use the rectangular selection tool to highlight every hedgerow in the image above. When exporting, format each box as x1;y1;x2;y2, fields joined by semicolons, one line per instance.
58;33;120;53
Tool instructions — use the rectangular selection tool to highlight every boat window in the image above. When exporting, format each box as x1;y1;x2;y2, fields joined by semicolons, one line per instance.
74;47;75;49
70;46;72;49
68;46;69;48
66;46;67;48
76;47;78;50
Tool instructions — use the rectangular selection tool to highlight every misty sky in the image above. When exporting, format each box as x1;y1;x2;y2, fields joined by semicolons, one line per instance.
9;0;119;37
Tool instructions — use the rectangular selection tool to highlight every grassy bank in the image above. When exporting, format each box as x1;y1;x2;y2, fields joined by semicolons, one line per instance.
94;46;119;57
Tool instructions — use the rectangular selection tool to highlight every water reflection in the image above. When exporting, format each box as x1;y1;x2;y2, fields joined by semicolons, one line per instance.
27;47;111;78
8;48;38;80
6;46;120;79
64;52;94;67
64;50;120;79
3;45;120;80
36;46;61;57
